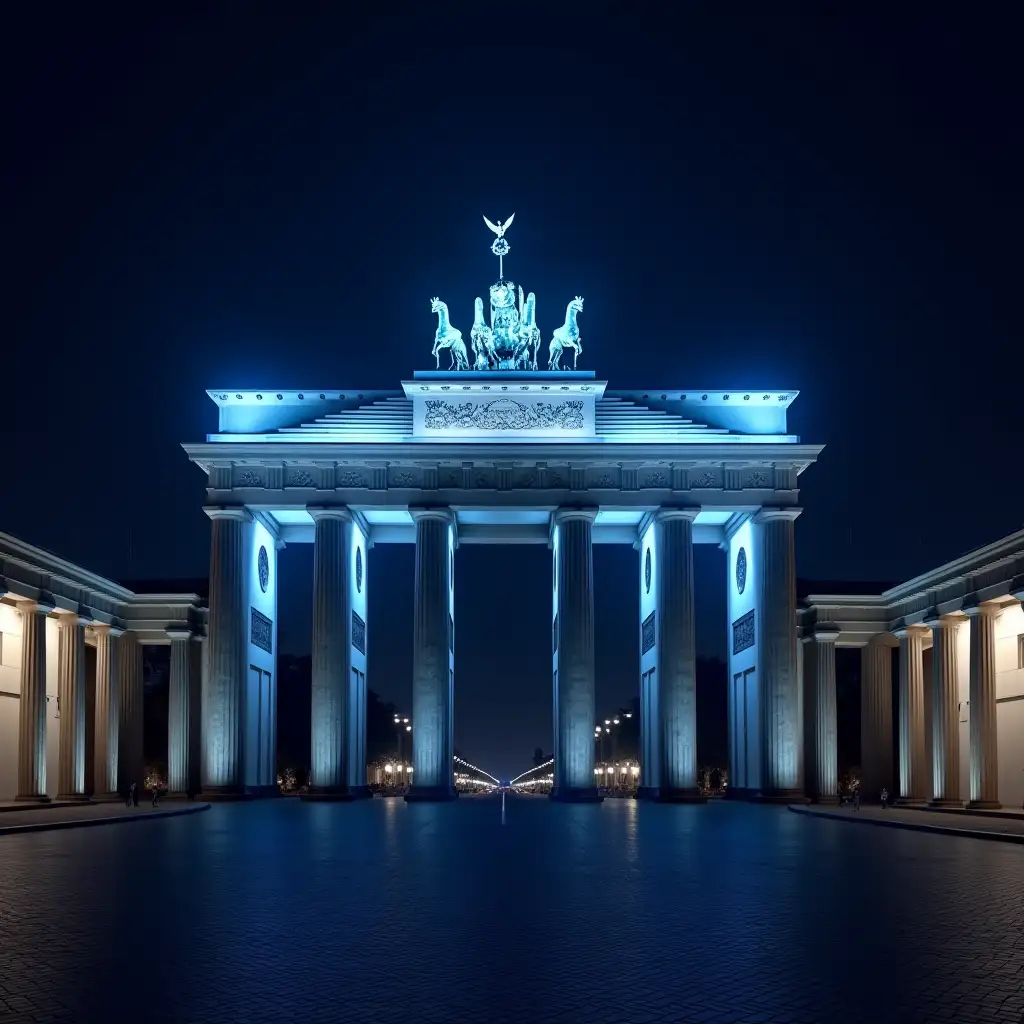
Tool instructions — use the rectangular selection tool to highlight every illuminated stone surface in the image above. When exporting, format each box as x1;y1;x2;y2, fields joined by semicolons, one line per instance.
551;509;599;801
55;615;87;800
897;626;929;804
407;509;456;801
91;624;121;799
15;603;49;801
2;800;1024;1022
803;626;840;803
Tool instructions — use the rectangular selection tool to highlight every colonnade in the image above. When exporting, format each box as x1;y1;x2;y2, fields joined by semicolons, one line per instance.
10;600;201;802
200;503;803;802
807;602;1008;806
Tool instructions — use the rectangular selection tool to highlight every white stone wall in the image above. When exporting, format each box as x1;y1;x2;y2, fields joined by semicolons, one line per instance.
346;521;369;788
0;608;61;801
0;603;21;800
638;521;658;789
243;518;278;789
994;603;1024;809
726;519;760;791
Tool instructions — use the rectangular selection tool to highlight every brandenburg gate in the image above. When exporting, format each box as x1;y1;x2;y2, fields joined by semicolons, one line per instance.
183;217;822;801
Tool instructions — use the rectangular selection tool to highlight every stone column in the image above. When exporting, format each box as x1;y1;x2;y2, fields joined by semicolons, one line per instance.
804;626;840;803
654;508;703;801
56;614;89;801
754;508;804;800
92;625;122;800
16;602;52;802
896;626;929;804
406;508;457;802
202;507;249;797
860;636;895;802
167;630;198;797
118;631;144;795
307;509;354;800
551;508;601;802
929;615;964;807
966;602;1001;808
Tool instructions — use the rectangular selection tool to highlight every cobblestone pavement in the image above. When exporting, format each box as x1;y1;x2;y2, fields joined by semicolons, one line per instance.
1;797;1022;1024
791;803;1024;840
0;800;209;832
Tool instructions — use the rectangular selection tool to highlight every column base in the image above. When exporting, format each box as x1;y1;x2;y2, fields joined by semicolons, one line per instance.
90;792;124;803
810;794;840;805
929;798;965;809
550;787;603;803
404;785;459;802
895;797;928;808
14;794;51;804
245;785;281;799
752;789;809;804
200;786;251;802
347;785;373;800
54;793;92;803
302;787;358;802
967;799;1002;810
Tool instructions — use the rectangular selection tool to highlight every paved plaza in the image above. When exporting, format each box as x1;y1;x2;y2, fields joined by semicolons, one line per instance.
1;797;1023;1024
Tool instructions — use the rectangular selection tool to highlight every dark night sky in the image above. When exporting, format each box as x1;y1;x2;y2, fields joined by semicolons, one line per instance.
2;7;1021;779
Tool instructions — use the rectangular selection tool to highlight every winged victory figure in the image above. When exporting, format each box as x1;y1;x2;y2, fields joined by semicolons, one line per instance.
483;213;515;238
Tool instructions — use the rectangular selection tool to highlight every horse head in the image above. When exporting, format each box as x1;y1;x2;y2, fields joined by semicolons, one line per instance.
570;296;584;314
430;297;445;315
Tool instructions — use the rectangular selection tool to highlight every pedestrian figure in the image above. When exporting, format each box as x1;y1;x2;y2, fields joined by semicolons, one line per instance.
853;788;861;812
151;785;159;808
880;786;889;809
124;788;131;808
130;782;138;807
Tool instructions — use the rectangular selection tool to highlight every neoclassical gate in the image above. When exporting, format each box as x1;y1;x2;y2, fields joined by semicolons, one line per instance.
183;221;822;801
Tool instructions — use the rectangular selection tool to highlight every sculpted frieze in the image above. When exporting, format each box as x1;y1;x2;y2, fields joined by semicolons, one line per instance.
423;398;585;432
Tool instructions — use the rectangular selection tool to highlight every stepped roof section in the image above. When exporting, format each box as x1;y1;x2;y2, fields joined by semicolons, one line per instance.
201;372;805;446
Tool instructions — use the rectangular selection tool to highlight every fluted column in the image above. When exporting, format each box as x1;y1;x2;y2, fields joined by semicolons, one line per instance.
56;614;89;800
860;636;895;802
551;508;601;802
307;509;354;799
118;631;144;794
92;625;122;800
16;602;52;801
804;626;840;802
896;626;929;804
655;508;703;801
754;508;803;799
406;508;457;802
966;602;1001;808
929;615;964;807
202;507;249;796
167;630;197;796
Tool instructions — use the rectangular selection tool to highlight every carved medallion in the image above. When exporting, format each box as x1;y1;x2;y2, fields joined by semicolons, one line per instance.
356;547;363;594
735;546;747;595
645;548;652;594
258;546;269;593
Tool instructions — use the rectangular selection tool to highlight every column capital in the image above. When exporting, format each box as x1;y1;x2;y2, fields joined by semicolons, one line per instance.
306;506;355;523
91;623;125;638
923;613;967;629
753;506;802;524
13;597;55;616
653;506;700;525
893;624;930;640
165;628;194;641
408;506;455;526
551;507;598;526
54;611;91;627
867;631;899;649
812;624;842;643
204;506;252;523
963;599;1004;619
